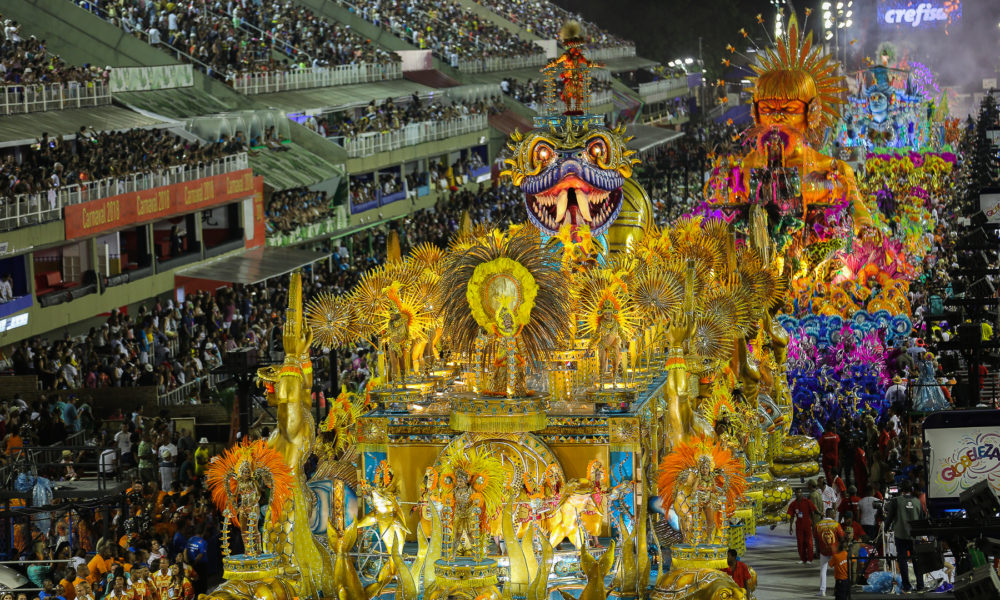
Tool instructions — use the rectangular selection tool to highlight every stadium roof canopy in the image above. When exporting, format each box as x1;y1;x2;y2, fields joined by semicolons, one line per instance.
628;124;684;153
179;247;329;285
0;105;170;146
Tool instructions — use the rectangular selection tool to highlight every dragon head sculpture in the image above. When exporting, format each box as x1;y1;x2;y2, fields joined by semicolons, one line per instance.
502;117;639;237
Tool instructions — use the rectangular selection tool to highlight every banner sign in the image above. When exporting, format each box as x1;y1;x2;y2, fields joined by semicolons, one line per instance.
65;170;256;238
980;192;1000;223
925;426;1000;500
109;65;194;92
876;1;962;31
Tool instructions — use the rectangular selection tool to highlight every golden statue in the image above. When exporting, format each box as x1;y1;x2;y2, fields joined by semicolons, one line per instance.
437;446;506;560
260;273;335;599
740;18;872;233
355;460;409;595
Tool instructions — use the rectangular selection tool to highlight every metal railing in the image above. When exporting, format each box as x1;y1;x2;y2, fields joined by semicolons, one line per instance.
335;114;487;158
586;45;636;61
456;53;547;74
159;372;229;406
591;89;614;107
0;153;249;232
231;62;403;95
637;77;689;102
0;81;111;115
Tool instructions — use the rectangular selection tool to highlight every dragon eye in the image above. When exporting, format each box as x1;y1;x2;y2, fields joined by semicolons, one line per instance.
532;142;554;166
587;138;608;162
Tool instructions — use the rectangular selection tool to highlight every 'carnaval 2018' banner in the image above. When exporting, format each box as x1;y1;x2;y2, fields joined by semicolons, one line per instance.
925;426;1000;500
64;169;257;239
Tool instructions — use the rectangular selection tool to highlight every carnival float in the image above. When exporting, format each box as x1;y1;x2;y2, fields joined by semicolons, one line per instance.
192;16;922;600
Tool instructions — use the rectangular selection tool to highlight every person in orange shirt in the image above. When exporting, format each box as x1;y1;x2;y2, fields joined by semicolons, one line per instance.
86;544;113;585
831;539;850;600
721;548;753;593
4;426;24;458
59;574;77;600
816;508;846;597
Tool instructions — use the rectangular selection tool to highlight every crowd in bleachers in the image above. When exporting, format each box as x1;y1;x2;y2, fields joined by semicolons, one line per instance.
266;188;332;236
312;94;504;140
341;0;542;66
0;127;240;201
0;16;108;88
501;76;614;110
472;0;631;49
79;0;399;81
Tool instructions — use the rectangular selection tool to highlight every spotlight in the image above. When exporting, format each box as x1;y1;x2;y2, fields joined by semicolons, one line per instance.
959;479;1000;521
954;565;1000;600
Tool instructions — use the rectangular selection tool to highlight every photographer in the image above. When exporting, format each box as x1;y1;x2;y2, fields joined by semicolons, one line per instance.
884;479;928;593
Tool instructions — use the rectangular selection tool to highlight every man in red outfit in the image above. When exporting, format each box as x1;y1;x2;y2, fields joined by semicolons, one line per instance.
838;485;861;520
722;548;752;593
853;445;868;495
820;425;841;483
787;488;819;563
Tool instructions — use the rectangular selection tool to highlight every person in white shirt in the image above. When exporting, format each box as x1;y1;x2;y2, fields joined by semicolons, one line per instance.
818;476;839;512
857;485;879;539
885;375;907;405
158;436;178;491
114;423;133;466
0;274;13;302
99;444;117;475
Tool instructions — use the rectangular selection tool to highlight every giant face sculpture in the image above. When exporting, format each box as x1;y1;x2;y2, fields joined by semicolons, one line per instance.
503;119;639;237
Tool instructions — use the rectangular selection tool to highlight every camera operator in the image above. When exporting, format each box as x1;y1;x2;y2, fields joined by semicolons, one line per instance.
884;479;928;593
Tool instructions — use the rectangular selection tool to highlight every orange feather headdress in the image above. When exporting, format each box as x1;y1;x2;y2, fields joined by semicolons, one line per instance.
205;439;293;525
657;436;747;531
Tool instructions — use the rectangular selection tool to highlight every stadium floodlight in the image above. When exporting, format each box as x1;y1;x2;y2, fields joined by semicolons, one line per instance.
845;19;852;27
823;11;832;19
846;10;852;17
825;31;833;40
836;2;843;8
685;58;694;64
821;1;831;9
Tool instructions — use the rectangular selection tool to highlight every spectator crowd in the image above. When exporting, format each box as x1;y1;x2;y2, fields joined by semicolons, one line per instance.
341;0;542;67
471;0;632;49
77;0;400;83
1;127;241;201
0;395;236;600
312;94;504;141
0;16;107;87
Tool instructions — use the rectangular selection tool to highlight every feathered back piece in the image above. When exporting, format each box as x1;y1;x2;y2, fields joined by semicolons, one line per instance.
439;226;570;362
206;439;294;525
656;436;747;530
578;267;638;342
438;444;508;527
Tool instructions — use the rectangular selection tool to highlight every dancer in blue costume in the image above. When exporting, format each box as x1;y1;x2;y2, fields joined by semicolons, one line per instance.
912;352;950;412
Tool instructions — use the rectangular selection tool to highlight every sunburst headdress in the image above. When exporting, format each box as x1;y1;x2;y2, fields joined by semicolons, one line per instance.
205;439;293;525
656;436;746;531
437;445;507;529
748;14;846;143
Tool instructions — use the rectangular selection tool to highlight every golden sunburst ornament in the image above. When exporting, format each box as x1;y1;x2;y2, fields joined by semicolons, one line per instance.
749;16;846;142
305;293;358;349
